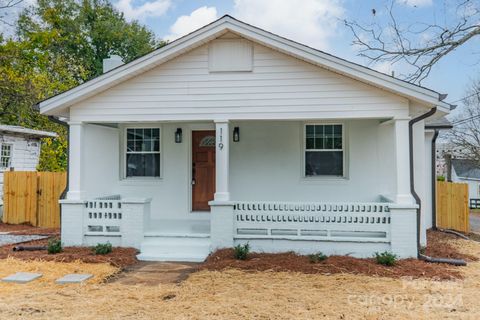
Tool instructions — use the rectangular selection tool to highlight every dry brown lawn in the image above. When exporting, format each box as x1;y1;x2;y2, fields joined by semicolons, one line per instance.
1;237;480;319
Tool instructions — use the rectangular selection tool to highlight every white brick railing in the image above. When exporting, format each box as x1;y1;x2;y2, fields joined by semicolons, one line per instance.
85;196;122;236
233;201;391;242
60;195;151;249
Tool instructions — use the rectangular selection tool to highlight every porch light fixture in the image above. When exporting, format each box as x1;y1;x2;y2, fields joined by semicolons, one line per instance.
175;128;182;143
233;127;240;142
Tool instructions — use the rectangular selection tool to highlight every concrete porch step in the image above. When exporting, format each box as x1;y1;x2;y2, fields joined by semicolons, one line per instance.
137;235;211;263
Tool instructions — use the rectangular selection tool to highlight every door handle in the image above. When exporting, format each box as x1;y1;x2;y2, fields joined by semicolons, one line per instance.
192;179;196;185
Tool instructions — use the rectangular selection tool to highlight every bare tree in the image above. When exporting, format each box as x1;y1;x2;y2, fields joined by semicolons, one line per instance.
0;0;24;27
345;1;480;84
449;79;480;163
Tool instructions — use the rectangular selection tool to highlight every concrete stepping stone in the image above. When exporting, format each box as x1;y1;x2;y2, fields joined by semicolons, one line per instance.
56;274;93;284
2;272;42;283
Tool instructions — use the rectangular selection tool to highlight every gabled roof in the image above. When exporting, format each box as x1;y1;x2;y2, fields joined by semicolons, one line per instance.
38;15;452;116
452;159;480;180
0;125;57;138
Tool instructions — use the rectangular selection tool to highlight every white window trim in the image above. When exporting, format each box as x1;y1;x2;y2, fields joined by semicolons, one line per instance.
301;122;348;180
121;124;162;180
0;143;13;171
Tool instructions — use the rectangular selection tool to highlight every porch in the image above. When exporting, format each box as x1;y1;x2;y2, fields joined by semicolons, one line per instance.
60;118;422;261
60;196;416;261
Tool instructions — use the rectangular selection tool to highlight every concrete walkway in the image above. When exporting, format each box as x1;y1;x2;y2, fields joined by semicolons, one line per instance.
111;262;198;286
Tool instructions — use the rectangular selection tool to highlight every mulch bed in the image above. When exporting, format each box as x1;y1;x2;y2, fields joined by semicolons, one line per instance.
425;230;478;261
0;223;138;268
0;238;138;268
199;230;476;280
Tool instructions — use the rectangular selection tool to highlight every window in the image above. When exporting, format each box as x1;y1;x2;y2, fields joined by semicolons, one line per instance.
305;124;344;177
0;144;12;169
126;128;160;177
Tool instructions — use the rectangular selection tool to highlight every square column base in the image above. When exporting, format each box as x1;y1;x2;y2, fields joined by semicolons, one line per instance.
390;203;418;258
209;201;235;249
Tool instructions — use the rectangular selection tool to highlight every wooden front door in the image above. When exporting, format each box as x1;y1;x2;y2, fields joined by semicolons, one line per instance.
192;130;216;211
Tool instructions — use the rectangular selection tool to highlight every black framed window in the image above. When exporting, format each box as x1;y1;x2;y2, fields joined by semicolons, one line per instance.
305;124;344;176
126;128;160;177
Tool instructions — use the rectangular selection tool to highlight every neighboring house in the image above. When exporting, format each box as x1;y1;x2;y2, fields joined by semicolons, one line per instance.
0;125;57;198
451;159;480;207
436;142;468;176
38;16;452;262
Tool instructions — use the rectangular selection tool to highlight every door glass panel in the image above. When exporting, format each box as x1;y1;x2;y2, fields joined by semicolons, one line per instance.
199;136;215;147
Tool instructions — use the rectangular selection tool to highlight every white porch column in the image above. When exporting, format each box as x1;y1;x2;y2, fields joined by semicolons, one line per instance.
214;120;230;201
394;118;414;204
67;121;85;200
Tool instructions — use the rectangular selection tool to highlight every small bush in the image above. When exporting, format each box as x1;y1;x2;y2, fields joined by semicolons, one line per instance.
93;242;113;255
437;175;446;181
47;238;63;254
308;252;328;263
233;243;250;260
374;251;397;266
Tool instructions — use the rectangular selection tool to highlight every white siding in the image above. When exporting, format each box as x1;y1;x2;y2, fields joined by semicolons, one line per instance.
70;39;409;122
0;134;42;198
424;131;434;230
377;122;397;199
83;124;119;198
412;120;427;245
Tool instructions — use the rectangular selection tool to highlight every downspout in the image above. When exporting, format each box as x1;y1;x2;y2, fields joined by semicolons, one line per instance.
409;107;437;253
409;107;466;266
431;129;439;230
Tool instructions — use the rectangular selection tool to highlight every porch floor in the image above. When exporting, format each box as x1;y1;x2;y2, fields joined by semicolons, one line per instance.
144;219;210;237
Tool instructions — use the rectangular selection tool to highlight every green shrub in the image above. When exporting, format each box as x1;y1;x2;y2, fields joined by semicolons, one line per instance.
47;238;63;254
92;242;113;255
233;243;250;260
437;175;446;181
308;252;328;263
374;251;397;266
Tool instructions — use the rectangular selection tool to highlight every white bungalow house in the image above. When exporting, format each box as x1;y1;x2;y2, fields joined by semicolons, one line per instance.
38;16;452;262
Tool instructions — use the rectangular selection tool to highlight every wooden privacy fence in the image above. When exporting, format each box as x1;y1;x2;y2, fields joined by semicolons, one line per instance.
3;171;67;228
436;181;469;233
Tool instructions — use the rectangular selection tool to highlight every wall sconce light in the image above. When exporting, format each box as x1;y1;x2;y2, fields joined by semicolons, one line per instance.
233;127;240;142
175;128;182;143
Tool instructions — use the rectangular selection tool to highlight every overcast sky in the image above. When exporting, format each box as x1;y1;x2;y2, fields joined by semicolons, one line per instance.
3;0;479;115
